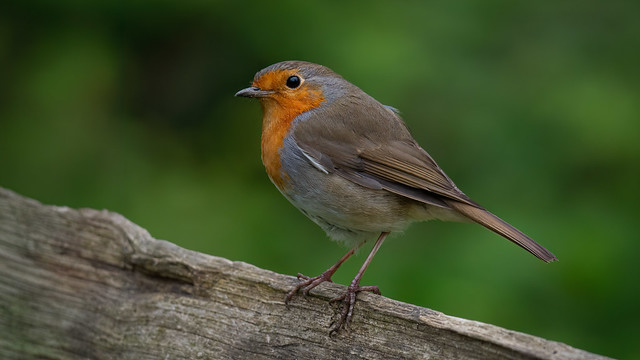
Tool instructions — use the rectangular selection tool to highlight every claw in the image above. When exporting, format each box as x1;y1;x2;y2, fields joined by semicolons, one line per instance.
296;273;310;280
284;269;335;305
285;248;357;306
284;233;388;335
329;284;381;334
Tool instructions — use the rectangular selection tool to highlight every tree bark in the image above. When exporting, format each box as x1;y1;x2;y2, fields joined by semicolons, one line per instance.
0;187;607;359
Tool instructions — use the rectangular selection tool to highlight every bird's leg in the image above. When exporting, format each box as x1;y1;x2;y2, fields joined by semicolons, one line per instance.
329;231;388;334
285;243;362;305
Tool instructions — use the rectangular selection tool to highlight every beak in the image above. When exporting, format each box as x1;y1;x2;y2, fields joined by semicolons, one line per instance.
235;86;272;98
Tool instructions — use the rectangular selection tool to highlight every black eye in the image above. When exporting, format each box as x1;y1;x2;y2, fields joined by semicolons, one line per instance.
286;75;301;89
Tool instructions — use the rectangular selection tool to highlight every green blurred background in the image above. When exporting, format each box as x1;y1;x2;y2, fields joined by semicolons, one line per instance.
1;1;638;358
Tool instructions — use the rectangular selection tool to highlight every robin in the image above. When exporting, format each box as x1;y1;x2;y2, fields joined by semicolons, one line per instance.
235;60;557;333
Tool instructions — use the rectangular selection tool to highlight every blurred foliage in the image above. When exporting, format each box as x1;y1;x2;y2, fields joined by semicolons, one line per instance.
1;1;639;357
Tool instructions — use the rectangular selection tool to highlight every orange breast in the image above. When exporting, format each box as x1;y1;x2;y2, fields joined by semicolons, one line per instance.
260;89;324;190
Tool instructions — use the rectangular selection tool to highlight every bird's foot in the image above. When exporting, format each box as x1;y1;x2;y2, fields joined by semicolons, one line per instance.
284;270;335;305
328;283;380;335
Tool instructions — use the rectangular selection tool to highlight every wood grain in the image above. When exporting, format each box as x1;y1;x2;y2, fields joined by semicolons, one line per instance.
0;188;608;359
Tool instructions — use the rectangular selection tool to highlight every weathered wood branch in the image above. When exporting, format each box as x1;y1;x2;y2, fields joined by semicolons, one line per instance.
0;187;607;359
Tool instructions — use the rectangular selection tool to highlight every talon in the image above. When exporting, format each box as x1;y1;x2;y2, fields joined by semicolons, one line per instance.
284;270;336;304
358;285;381;295
301;283;317;296
328;284;381;333
296;273;310;280
284;289;296;305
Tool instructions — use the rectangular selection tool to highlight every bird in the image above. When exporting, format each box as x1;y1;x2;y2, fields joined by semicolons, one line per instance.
235;60;557;333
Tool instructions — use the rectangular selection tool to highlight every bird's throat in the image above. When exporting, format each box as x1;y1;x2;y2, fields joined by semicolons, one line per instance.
261;102;292;190
259;93;324;190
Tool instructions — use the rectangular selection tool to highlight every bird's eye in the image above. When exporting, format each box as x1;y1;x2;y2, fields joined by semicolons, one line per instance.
286;75;301;89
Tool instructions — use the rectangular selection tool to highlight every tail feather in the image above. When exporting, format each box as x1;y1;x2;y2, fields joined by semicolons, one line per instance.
446;201;558;263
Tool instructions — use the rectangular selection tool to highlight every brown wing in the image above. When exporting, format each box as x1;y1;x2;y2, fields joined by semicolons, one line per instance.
293;96;557;262
293;96;475;209
357;140;478;207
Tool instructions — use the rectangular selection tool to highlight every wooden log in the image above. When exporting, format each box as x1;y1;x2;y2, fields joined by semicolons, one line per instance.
0;187;608;359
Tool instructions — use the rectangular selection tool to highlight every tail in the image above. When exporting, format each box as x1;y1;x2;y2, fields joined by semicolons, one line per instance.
446;201;558;263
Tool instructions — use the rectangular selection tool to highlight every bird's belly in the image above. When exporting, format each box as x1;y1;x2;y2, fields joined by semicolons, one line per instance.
277;154;418;245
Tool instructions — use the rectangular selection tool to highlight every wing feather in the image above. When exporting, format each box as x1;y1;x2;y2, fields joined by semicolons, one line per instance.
290;97;557;262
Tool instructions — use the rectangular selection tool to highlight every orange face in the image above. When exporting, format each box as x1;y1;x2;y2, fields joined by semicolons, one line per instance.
252;69;325;189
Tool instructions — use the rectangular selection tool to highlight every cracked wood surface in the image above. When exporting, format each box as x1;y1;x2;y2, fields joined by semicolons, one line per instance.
0;187;608;359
